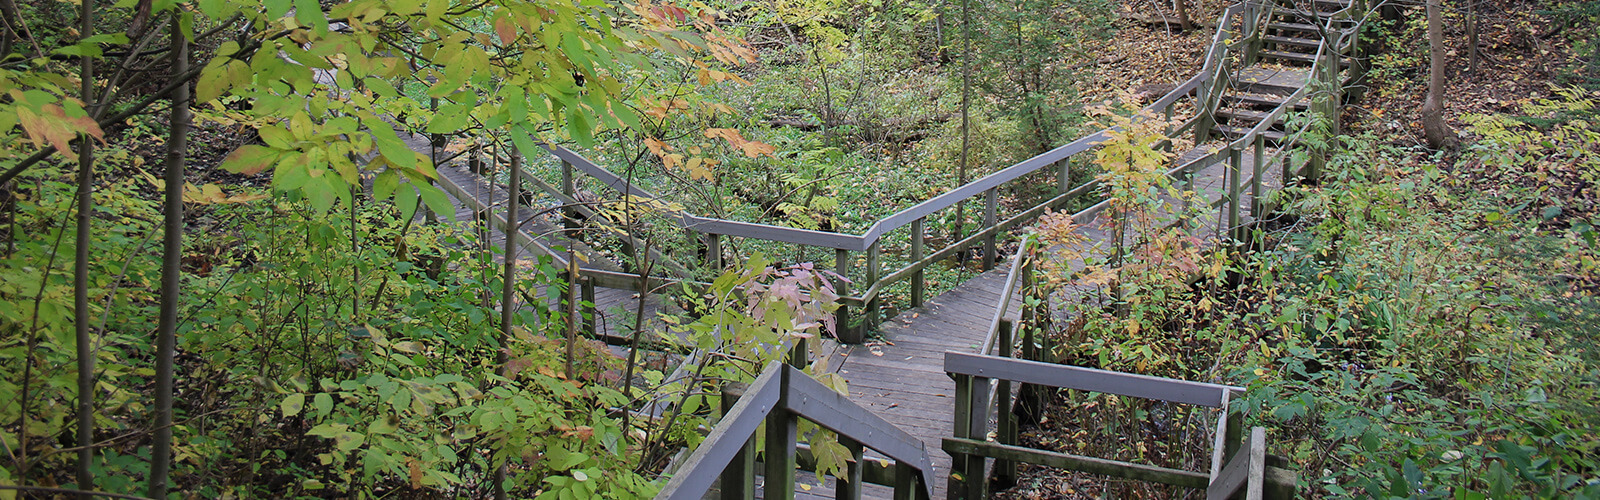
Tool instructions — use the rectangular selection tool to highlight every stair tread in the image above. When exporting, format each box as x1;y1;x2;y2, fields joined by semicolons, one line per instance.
1268;21;1321;32
1260;49;1318;62
1262;34;1321;47
1217;108;1284;123
1223;94;1311;110
1213;124;1288;141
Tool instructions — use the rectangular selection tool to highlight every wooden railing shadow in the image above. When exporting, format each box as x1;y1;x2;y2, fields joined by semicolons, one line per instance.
942;351;1298;499
655;361;936;500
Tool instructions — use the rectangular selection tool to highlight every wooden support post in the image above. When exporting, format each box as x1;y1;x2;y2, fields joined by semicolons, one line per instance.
995;318;1017;487
1163;103;1174;136
720;383;756;500
910;218;926;308
1227;146;1243;242
835;248;859;344
948;373;973;498
865;241;881;334
963;374;991;499
764;405;798;500
1246;427;1267;500
788;335;808;369
561;160;578;238
893;462;918;500
836;437;865;500
1225;408;1244;467
1242;3;1260;66
1057;158;1071;194
1251;134;1266;222
982;187;998;271
706;233;723;270
1183;162;1197;213
581;276;596;336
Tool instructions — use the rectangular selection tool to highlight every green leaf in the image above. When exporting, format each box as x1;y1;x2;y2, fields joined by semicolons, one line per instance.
220;145;281;175
368;414;400;435
365;77;399;98
419;184;453;222
565;106;593;148
335;431;366;452
280;393;305;417
544;446;589;471
197;60;232;103
426;103;471;134
313;393;333;417
294;0;328;31
396;184;421;222
362;116;416;169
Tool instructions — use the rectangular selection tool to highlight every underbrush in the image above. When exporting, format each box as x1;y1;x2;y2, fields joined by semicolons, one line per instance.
1003;91;1600;497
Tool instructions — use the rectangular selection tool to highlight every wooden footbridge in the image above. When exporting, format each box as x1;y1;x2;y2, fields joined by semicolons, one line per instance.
409;0;1366;497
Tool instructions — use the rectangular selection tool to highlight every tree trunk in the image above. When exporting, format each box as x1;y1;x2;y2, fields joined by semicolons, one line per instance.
1175;0;1192;31
1467;0;1479;74
953;0;971;255
74;0;97;494
1421;0;1456;150
147;11;188;499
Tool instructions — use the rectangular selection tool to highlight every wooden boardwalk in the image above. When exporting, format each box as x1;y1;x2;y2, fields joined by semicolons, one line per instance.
769;134;1286;498
385;58;1304;500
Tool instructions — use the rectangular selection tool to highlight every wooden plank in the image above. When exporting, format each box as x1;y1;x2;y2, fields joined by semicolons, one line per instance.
944;352;1240;408
942;438;1211;490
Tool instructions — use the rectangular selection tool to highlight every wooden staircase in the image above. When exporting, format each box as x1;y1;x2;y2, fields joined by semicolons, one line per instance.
1207;0;1357;145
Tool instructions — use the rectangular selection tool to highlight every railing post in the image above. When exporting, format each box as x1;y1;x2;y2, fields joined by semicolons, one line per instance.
581;276;596;336
995;319;1017;488
948;373;973;498
865;241;881;333
706;233;723;270
835;248;859;344
836;437;864;500
719;382;756;500
1163;104;1175;151
764;404;798;500
1226;146;1243;243
893;462;919;500
561;159;578;238
1056;158;1071;194
910;218;926;308
982;187;998;271
1251;134;1266;222
788;335;808;369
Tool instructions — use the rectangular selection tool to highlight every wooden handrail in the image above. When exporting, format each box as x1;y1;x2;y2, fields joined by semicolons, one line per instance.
980;235;1034;357
942;352;1296;499
945;352;1242;407
656;362;935;500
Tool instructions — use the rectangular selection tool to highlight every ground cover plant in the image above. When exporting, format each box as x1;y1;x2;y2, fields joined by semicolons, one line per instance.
995;0;1600;495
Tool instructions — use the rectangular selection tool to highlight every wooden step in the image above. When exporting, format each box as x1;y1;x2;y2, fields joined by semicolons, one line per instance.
1260;49;1351;68
1212;124;1288;142
1223;93;1310;110
1267;21;1321;33
1217;108;1285;125
1233;76;1301;95
1276;8;1339;20
1262;34;1320;49
1259;49;1318;64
